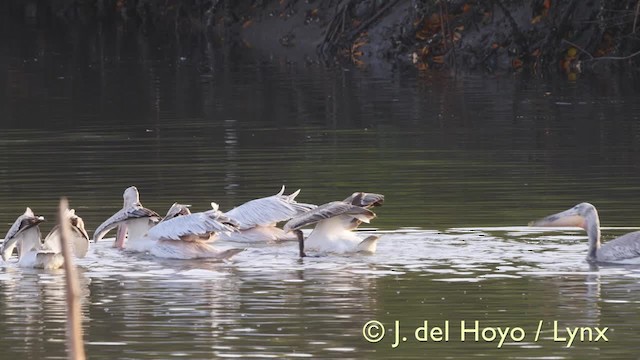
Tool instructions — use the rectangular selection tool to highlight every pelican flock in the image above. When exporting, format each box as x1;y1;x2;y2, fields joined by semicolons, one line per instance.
0;185;391;266
530;202;640;264
1;208;89;269
5;185;640;267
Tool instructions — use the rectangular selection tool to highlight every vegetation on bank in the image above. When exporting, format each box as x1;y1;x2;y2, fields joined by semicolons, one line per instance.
4;0;640;74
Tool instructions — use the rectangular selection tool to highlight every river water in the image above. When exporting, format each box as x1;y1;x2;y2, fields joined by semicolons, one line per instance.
2;23;640;359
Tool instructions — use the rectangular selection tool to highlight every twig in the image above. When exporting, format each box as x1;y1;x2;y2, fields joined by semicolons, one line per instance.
443;0;456;70
633;0;640;33
439;1;447;52
347;0;400;41
585;48;640;61
561;39;594;59
59;198;86;360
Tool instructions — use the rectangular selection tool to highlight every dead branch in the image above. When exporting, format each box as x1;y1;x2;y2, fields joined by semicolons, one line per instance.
59;198;86;360
561;39;594;59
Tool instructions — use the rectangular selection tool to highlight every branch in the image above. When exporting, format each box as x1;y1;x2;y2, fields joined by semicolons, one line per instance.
347;0;401;41
586;49;640;61
59;198;86;360
561;39;594;59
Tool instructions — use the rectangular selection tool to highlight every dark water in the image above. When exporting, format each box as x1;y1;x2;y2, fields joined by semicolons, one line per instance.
2;22;640;359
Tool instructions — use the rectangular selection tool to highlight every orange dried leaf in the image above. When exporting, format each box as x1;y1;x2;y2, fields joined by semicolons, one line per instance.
242;20;253;29
531;15;542;24
543;0;551;10
491;43;499;49
512;58;523;69
463;4;472;13
531;48;541;57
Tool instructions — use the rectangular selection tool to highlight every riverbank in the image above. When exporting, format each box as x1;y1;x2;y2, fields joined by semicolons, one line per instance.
4;0;640;75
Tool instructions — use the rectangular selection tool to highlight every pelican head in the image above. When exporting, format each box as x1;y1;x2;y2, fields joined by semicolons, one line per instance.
123;186;141;207
2;208;45;261
529;202;597;230
159;203;192;224
344;192;385;208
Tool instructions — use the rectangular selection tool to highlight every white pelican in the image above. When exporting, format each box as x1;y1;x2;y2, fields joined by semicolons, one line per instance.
2;208;89;269
219;186;316;242
284;192;384;255
92;190;162;252
94;188;241;259
114;186;147;248
144;203;243;259
529;202;640;264
42;209;90;258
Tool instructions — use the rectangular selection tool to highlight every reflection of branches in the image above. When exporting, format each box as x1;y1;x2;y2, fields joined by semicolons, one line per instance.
586;49;640;61
561;39;640;63
634;0;640;33
561;39;594;59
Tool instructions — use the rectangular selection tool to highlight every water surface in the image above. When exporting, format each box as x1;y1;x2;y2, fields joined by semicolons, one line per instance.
2;23;640;359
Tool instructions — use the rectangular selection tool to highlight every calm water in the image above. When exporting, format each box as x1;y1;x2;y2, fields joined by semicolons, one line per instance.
2;23;640;359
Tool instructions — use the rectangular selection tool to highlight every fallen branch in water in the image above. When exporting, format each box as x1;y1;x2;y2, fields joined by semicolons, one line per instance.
59;198;86;360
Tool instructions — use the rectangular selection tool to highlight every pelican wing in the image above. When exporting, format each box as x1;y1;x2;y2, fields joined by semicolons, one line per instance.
344;192;385;208
93;206;160;242
598;231;640;263
284;201;376;232
147;210;239;242
225;187;316;229
3;208;41;242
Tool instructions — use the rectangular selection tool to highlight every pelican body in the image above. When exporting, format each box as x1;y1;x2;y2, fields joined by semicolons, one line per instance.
285;192;384;255
530;202;640;264
219;186;316;242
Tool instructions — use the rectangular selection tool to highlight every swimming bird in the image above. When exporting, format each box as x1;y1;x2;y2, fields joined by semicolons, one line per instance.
144;203;243;259
113;186;146;248
94;187;240;259
93;186;162;252
219;186;317;242
42;209;90;258
2;208;90;269
529;202;640;264
284;192;384;255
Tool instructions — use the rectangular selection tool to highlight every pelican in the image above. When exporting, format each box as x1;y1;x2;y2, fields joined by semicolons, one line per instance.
94;187;241;259
2;208;89;269
219;186;316;242
113;186;146;248
529;202;640;264
92;187;162;252
144;203;244;259
284;192;384;255
42;209;90;258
